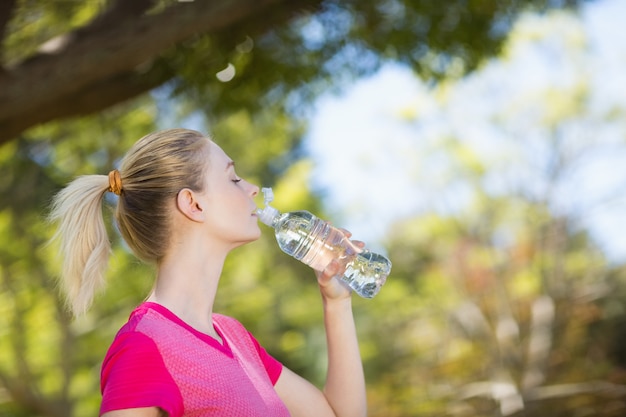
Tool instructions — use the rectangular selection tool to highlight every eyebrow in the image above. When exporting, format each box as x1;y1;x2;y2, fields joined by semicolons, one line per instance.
226;161;235;170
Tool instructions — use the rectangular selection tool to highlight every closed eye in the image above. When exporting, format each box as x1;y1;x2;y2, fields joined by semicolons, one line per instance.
232;178;242;184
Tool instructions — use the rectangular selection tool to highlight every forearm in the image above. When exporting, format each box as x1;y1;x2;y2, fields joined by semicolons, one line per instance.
322;297;367;417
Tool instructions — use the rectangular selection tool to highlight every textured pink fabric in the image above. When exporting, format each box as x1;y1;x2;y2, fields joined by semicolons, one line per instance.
100;330;184;415
100;303;290;416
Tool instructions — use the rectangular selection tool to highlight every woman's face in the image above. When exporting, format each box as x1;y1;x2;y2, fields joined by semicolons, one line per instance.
198;141;261;248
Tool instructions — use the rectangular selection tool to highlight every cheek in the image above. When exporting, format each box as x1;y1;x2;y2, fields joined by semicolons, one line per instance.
209;187;250;219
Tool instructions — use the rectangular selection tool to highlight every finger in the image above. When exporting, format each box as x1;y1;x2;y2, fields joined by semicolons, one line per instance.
338;228;352;238
351;240;366;249
338;228;366;249
319;259;341;281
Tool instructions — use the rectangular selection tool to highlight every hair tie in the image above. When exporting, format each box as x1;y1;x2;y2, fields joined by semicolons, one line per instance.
107;169;123;195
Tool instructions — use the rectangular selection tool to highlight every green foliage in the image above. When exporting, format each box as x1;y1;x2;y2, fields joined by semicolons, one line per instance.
159;0;582;126
361;198;626;416
0;97;160;416
3;1;624;416
3;0;105;63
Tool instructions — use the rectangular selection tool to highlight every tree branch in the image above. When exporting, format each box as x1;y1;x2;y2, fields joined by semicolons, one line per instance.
0;0;17;67
0;0;320;143
0;64;173;143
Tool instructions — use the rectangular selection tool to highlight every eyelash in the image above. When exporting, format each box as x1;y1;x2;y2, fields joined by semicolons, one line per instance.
232;178;242;184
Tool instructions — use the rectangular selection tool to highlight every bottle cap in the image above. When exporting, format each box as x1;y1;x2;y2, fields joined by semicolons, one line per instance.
256;187;280;226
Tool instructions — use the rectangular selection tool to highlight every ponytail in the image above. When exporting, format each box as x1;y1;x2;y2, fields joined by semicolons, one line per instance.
49;128;211;316
49;175;112;316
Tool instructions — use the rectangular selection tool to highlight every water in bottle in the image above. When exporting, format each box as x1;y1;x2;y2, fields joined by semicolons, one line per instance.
256;188;391;298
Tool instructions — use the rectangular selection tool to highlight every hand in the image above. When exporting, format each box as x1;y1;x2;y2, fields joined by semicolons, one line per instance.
315;229;365;301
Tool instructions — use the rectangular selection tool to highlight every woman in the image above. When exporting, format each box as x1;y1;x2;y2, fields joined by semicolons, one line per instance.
49;128;367;417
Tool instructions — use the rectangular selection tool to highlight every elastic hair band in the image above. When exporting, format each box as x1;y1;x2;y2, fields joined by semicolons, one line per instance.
107;169;123;195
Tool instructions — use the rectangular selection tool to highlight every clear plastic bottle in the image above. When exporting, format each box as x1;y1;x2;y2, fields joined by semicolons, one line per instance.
256;188;391;298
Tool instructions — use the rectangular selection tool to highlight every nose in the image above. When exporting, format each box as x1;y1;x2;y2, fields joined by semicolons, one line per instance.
249;182;259;197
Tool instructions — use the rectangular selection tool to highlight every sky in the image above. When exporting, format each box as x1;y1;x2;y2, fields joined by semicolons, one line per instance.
304;0;626;260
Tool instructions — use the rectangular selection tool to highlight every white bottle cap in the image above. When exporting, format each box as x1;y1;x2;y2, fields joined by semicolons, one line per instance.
256;187;280;226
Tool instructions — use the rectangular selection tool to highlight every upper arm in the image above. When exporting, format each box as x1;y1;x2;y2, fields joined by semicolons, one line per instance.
274;366;335;417
101;407;167;417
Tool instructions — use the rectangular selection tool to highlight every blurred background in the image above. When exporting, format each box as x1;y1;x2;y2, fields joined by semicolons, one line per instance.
1;0;625;416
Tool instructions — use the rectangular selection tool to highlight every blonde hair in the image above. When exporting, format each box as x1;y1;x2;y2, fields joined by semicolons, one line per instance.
49;128;211;315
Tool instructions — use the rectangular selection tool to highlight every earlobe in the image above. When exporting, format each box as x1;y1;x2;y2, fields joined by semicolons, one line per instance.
176;188;205;222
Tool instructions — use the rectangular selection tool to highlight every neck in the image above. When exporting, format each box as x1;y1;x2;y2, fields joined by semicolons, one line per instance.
147;245;228;339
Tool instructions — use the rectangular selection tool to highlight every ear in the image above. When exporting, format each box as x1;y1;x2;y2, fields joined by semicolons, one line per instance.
176;188;205;222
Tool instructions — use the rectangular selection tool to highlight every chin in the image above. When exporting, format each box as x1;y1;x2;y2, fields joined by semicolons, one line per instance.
237;229;262;245
250;229;262;241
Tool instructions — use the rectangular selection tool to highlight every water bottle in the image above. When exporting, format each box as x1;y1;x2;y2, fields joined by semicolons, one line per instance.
256;188;391;298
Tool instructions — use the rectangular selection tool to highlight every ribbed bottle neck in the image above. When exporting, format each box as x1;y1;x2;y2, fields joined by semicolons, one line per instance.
289;216;325;261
